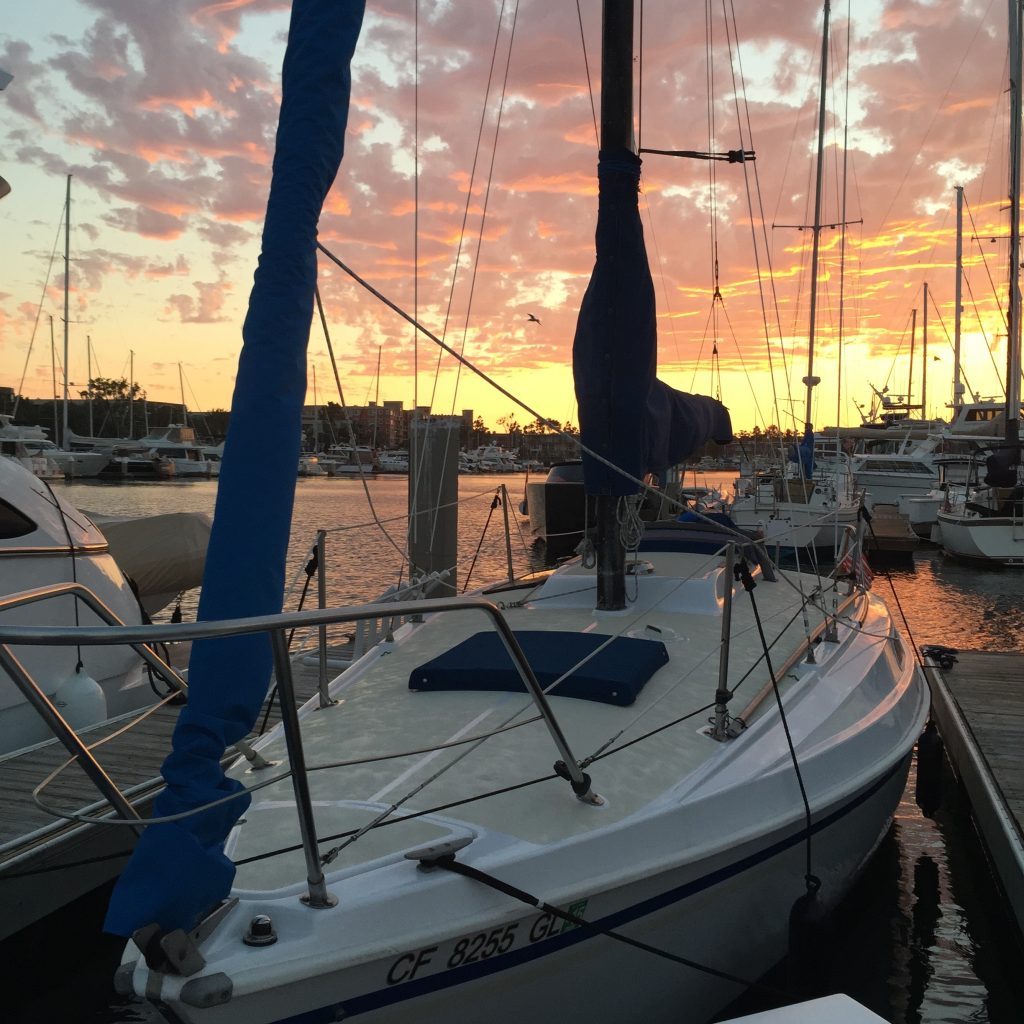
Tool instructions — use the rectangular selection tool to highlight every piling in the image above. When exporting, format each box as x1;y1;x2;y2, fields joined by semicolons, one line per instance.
407;414;461;597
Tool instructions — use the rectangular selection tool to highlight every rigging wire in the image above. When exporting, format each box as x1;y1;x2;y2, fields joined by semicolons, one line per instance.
725;0;793;443
428;0;510;414
927;299;977;400
578;0;599;148
962;194;1012;391
444;0;520;417
834;1;852;430
13;211;66;419
872;0;1001;257
413;0;419;412
737;558;817;893
316;242;755;540
313;284;408;562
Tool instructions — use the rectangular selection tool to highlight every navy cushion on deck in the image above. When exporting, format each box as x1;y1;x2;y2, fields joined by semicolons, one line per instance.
409;630;668;707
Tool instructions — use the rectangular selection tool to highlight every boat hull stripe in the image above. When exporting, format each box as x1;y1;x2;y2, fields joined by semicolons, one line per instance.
272;755;907;1023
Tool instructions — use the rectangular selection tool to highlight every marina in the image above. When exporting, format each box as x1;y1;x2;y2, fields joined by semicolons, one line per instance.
0;474;1021;1022
2;0;1024;1021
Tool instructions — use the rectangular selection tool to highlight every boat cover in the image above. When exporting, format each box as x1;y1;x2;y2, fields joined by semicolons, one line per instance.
88;511;211;614
572;151;732;496
105;0;366;936
409;630;669;707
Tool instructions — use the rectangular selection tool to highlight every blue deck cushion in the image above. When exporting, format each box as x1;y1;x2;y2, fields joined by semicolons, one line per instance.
409;630;668;707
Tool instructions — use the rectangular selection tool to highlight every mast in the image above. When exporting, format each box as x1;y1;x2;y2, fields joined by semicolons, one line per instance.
312;363;319;450
50;315;58;441
1006;0;1023;447
802;0;831;427
953;186;964;415
62;174;71;449
178;362;188;426
129;349;134;439
907;307;916;410
922;282;928;421
595;0;634;612
373;345;381;449
87;334;94;436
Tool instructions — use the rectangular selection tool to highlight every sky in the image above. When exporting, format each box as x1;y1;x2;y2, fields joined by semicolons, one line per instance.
0;0;1020;435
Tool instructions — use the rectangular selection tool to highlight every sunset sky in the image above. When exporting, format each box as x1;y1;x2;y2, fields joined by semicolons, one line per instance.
0;0;1019;436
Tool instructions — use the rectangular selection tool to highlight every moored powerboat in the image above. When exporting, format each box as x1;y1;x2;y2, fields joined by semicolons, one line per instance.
0;458;150;756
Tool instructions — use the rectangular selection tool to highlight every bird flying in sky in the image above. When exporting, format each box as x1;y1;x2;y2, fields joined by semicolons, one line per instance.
526;313;541;324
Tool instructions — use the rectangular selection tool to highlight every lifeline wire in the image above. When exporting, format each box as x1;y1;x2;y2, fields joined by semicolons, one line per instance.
738;558;817;891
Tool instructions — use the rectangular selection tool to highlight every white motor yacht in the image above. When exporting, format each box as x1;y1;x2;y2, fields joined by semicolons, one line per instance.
0;457;151;756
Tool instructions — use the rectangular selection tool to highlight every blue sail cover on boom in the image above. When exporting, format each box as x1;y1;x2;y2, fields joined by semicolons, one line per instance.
573;151;731;495
105;0;366;936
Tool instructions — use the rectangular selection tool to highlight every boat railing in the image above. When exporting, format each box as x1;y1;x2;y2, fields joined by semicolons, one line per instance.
0;582;275;789
0;592;602;909
289;528;456;708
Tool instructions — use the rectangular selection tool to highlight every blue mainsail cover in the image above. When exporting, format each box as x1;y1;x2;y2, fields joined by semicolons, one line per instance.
573;151;731;495
789;423;815;477
105;0;366;936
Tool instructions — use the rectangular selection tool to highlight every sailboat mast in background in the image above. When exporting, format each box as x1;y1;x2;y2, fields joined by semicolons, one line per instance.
61;174;71;449
802;1;831;427
953;185;965;412
1006;0;1023;447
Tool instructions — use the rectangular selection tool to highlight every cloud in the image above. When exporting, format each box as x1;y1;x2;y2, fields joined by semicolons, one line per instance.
101;205;187;239
1;0;1018;424
165;276;232;323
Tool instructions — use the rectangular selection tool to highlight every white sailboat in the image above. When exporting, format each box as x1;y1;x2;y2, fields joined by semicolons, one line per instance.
936;1;1024;566
729;3;859;554
64;4;928;1024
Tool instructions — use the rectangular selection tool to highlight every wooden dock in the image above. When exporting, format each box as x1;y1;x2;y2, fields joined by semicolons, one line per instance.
865;503;920;556
0;642;344;940
923;649;1024;937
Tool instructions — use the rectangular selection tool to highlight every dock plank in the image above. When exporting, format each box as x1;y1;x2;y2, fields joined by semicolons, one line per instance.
0;645;342;938
925;649;1024;939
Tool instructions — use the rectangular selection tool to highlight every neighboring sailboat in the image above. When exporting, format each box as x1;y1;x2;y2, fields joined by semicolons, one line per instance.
936;0;1024;565
90;4;927;1024
730;0;860;553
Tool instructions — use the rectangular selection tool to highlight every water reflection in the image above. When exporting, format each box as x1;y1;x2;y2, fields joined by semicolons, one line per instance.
46;473;1024;1023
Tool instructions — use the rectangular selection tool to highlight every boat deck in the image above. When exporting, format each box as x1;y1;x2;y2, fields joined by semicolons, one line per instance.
223;555;892;896
0;642;336;940
864;503;919;555
924;649;1024;937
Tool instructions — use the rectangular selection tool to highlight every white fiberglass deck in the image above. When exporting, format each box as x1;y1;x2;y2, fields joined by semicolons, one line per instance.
226;550;882;892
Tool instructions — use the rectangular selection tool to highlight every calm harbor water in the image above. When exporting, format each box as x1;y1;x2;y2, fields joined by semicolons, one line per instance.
3;472;1021;1023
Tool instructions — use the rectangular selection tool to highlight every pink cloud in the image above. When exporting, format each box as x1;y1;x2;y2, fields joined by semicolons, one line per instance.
2;0;1019;423
165;277;232;323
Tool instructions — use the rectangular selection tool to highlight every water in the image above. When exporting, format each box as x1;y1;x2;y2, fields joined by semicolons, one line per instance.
3;473;1022;1023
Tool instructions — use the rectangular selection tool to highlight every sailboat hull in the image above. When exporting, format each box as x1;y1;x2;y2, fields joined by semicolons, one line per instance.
122;562;927;1024
730;499;858;553
131;752;915;1024
936;511;1024;565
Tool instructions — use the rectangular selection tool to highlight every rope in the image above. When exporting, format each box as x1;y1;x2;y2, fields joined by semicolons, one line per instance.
420;853;787;997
